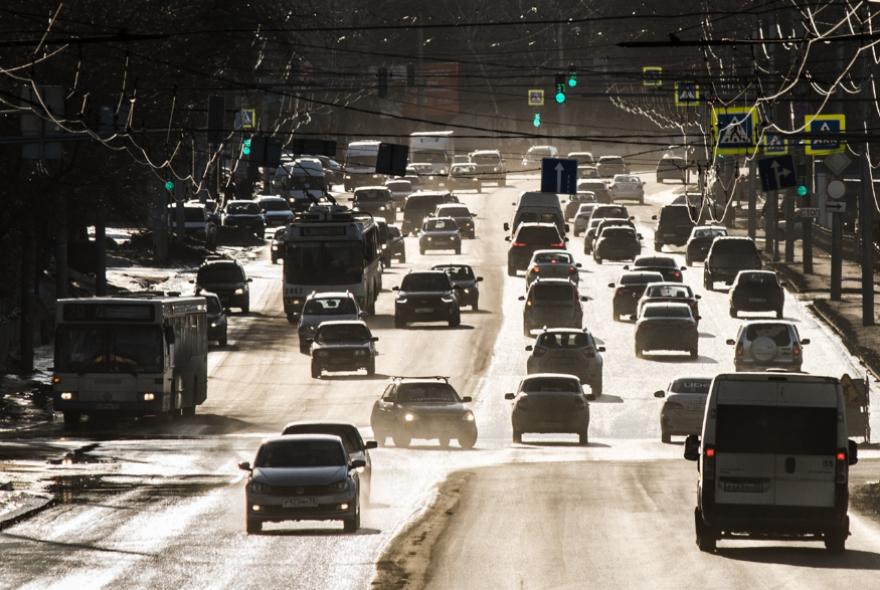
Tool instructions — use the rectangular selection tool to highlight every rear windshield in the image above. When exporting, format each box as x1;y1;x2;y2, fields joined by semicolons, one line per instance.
439;207;470;218
316;323;371;343
537;332;590;348
693;227;727;239
473;153;501;164
198;263;243;283
636;257;676;268
515;226;561;243
405;195;446;211
522;377;581;393
355;190;390;201
255;440;346;468
620;273;663;286
602;227;635;239
401;273;451;291
303;298;358;316
227;202;260;215
396;383;459;403
533;252;572;264
715;405;838;455
642;305;692;318
531;284;575;301
740;272;778;285
744;324;792;345
435;265;475;280
660;207;694;223
670;378;711;394
386;181;412;191
518;212;560;225
592;206;628;219
712;240;758;264
425;218;458;231
527;147;554;157
646;285;692;298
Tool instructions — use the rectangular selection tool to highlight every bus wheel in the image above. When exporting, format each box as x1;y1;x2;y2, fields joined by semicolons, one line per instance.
182;406;196;417
62;411;81;429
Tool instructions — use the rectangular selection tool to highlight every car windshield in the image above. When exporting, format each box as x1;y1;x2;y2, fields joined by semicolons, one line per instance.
516;226;561;243
205;297;221;314
401;273;450;291
261;200;290;212
602;227;635;239
646;285;692;298
255;440;346;468
355;190;390;202
620;273;663;286
303;297;358;316
527;147;553;157
396;383;459;403
578;168;599;178
425;218;458;231
600;157;624;164
521;377;580;393
281;426;361;453
439;207;470;217
715;405;837;455
537;332;590;348
531;284;574;301
56;325;163;373
472;154;501;164
451;166;475;176
615;175;640;183
741;273;778;285
693;227;726;239
670;378;712;394
346;154;377;167
316;323;371;343
713;241;758;265
226;202;260;215
435;265;475;280
198;264;244;283
533;252;572;264
643;305;692;319
744;324;792;345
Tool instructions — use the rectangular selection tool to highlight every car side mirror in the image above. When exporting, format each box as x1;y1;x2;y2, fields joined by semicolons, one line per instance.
247;278;253;282
392;286;400;291
575;263;582;268
564;224;570;233
608;283;614;288
504;393;515;400
848;439;859;465
238;461;252;471
364;441;378;450
651;215;658;221
629;216;635;221
518;295;525;301
654;390;665;398
800;338;810;345
580;296;588;302
461;396;473;403
680;266;687;271
476;276;484;282
585;392;597;401
504;236;511;242
684;435;700;461
371;337;379;342
725;339;735;345
564;237;570;242
525;345;533;351
350;459;367;470
504;222;510;231
597;346;606;352
637;234;643;240
622;265;630;270
695;294;701;299
188;279;195;284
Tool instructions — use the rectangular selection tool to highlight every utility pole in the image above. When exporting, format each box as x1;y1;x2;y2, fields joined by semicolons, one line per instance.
802;153;813;274
95;207;107;296
747;159;757;240
858;5;874;325
20;207;34;374
829;37;847;301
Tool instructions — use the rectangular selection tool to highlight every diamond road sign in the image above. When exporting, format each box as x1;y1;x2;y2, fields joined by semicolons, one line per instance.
674;82;699;107
528;89;544;107
712;107;756;155
757;155;796;192
540;158;577;194
805;114;845;155
763;132;788;155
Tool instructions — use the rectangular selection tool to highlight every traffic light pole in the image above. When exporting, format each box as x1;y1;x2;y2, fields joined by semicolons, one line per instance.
831;211;843;301
802;154;813;274
784;192;795;262
747;159;757;240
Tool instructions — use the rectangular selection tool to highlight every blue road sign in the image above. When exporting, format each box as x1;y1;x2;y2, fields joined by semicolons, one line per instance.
757;155;796;192
805;114;845;155
712;107;756;155
674;82;699;107
540;158;578;194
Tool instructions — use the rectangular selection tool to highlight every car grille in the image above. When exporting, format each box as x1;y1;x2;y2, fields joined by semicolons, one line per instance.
256;482;341;496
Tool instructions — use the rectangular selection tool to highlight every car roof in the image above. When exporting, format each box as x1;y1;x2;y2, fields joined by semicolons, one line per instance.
316;319;369;329
539;327;589;335
516;222;558;230
634;256;676;266
530;278;577;288
738;270;776;277
471;149;501;155
521;373;582;384
425;216;457;223
599;155;623;160
620;271;665;281
264;433;344;445
531;249;570;257
354;186;390;192
281;421;361;433
227;199;257;205
645;281;690;289
432;263;474;270
256;195;286;202
305;291;356;300
741;319;795;327
407;270;449;277
642;302;692;311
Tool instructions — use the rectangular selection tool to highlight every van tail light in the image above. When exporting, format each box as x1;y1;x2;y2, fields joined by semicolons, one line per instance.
836;449;848;484
703;446;716;481
673;270;682;279
550;242;565;248
512;241;527;247
735;343;743;357
533;347;545;357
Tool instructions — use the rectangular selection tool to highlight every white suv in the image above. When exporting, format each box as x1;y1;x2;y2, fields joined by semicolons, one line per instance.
727;321;809;372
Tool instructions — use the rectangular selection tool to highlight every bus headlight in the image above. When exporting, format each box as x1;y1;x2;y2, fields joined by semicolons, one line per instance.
142;392;156;402
60;392;76;401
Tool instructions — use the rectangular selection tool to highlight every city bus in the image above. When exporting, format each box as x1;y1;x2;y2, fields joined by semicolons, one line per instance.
52;295;208;427
282;205;381;323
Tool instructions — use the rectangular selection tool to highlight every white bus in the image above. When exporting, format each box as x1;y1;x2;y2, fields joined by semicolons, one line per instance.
344;140;384;191
282;205;381;323
53;295;208;427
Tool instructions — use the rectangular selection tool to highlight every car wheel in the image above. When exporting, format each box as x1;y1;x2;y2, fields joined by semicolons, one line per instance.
634;344;643;358
300;342;310;355
590;378;602;397
574;230;581;237
439;437;451;448
394;316;406;329
729;307;737;318
824;518;848;553
419;247;425;255
578;430;589;446
654;242;661;252
286;313;298;325
455;246;461;255
449;313;461;328
343;505;361;533
703;275;713;290
595;256;603;264
366;359;376;376
310;363;321;379
219;332;228;347
400;253;407;263
242;302;250;314
472;300;479;312
612;309;620;322
393;435;411;448
246;517;262;535
661;431;671;444
685;254;692;266
695;508;717;552
458;431;477;449
776;307;784;319
507;262;516;276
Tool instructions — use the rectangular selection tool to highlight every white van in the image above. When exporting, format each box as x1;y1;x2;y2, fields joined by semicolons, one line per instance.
686;373;857;553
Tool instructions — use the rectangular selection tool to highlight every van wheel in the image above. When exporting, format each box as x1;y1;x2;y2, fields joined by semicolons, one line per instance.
695;508;717;552
578;430;589;446
685;254;692;266
729;307;737;318
776;307;784;319
512;430;522;444
246;518;262;534
661;431;671;444
704;275;713;290
366;359;376;376
343;506;361;533
825;522;848;553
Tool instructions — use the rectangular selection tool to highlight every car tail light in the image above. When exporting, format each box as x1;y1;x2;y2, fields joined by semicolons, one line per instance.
673;270;681;279
550;242;565;248
836;449;848;483
583;348;595;358
512;241;527;247
792;344;802;357
568;265;577;274
532;347;546;356
531;265;540;274
735;343;743;357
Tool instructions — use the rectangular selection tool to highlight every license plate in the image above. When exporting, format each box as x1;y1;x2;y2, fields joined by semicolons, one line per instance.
95;403;119;410
721;479;767;493
282;497;318;508
748;297;766;303
416;307;433;313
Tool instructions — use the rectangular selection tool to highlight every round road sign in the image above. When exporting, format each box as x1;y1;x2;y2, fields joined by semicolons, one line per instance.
827;179;845;199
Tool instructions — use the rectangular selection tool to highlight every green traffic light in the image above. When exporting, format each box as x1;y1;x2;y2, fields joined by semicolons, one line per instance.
797;185;808;197
533;113;541;128
243;137;252;156
164;180;174;191
555;91;566;104
568;76;577;88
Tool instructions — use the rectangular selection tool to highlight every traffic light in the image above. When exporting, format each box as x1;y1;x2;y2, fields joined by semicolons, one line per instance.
164;179;174;191
567;63;577;88
554;73;566;104
533;113;541;128
242;137;252;156
378;67;389;97
796;184;809;198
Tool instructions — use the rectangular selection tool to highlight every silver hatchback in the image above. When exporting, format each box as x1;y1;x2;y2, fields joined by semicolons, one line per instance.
727;320;809;372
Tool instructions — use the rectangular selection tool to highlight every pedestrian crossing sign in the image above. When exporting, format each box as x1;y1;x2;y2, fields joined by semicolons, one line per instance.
528;89;545;107
642;66;663;87
763;132;788;155
711;106;756;155
674;82;699;107
805;114;845;155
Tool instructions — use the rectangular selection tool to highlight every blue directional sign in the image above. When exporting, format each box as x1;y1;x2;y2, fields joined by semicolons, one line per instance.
540;158;578;194
712;107;756;156
757;155;796;192
805;114;845;155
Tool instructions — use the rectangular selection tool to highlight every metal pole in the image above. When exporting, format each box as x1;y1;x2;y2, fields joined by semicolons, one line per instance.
831;211;843;301
861;141;875;324
784;192;795;262
803;155;813;274
20;208;34;373
748;159;756;240
95;210;107;296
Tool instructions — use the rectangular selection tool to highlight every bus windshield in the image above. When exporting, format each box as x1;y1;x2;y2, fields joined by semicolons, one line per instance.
56;325;163;373
285;241;364;284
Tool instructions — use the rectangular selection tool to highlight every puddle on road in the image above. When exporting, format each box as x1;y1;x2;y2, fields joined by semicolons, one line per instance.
46;473;231;505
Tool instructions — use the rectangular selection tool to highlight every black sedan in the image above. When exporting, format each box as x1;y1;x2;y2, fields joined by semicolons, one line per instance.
729;270;785;318
370;377;477;448
593;226;642;263
393;271;461;328
624;255;686;283
634;302;699;358
432;264;483;311
309;320;378;378
685;225;728;265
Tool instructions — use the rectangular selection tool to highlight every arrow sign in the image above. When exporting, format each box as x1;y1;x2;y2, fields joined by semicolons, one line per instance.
757;155;796;192
540;158;577;194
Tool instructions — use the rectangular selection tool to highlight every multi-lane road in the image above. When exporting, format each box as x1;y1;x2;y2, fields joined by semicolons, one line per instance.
1;175;879;589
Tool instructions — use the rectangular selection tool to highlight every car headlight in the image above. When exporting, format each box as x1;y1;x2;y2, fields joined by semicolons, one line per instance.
439;169;447;175
426;237;433;242
462;288;471;294
354;350;367;356
404;413;416;422
271;245;279;251
210;322;218;328
248;482;268;494
234;288;245;295
493;166;499;172
381;244;388;250
141;392;156;402
441;295;456;303
379;206;386;211
397;297;408;304
463;412;475;422
356;466;365;474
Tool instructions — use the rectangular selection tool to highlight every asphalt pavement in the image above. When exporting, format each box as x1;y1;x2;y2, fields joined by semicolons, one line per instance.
0;176;878;589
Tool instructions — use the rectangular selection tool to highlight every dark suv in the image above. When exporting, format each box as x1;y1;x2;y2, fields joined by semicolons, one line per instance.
401;191;458;235
507;223;566;276
393;271;461;328
729;270;784;318
704;236;762;290
520;278;587;337
195;258;252;312
526;328;605;395
608;271;665;321
353;187;395;223
310;320;378;378
652;204;696;252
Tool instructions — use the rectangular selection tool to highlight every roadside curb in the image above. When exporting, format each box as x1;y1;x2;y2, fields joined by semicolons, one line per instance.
809;299;880;381
0;488;54;531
